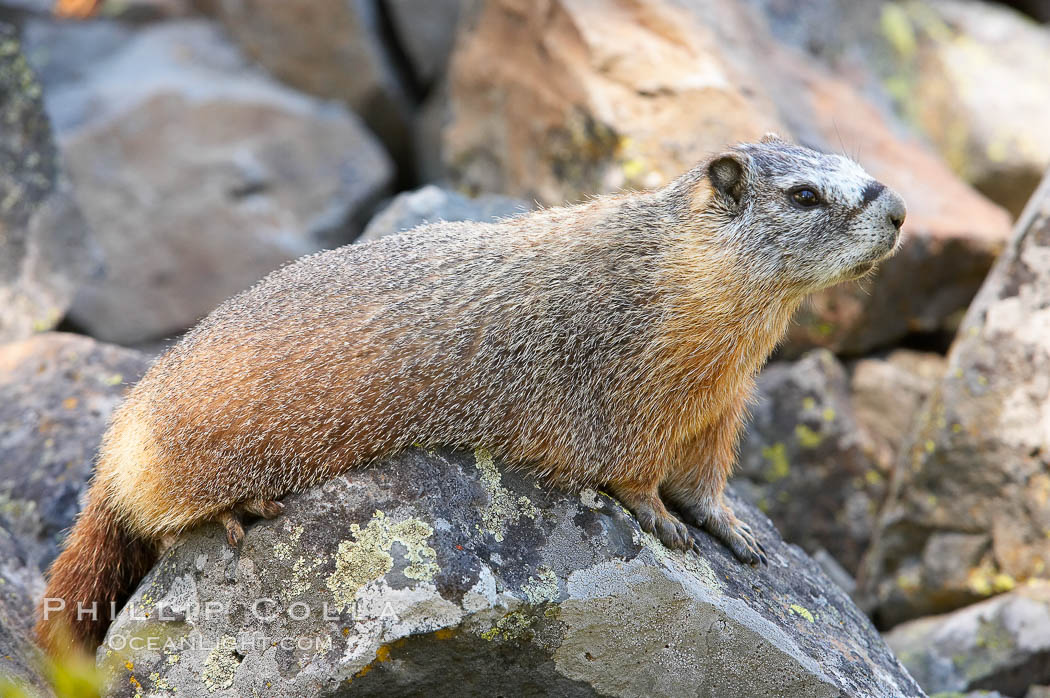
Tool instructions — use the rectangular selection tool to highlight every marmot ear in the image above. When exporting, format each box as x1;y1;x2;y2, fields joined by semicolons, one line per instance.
708;152;751;206
760;132;783;144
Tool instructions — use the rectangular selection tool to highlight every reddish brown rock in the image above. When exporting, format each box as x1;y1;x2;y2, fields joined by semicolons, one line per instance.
438;0;1010;356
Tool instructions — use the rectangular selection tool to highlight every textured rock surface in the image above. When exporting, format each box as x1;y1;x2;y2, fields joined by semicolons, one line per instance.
31;20;392;344
0;22;96;344
744;0;1050;219
885;581;1050;696
100;448;922;697
734;350;882;574
438;0;1010;356
206;0;413;164
849;350;946;473
873;0;1050;218
861;171;1050;627
0;521;48;695
358;185;528;243
0;332;150;570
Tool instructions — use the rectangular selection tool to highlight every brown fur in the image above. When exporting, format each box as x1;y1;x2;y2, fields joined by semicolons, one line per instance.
37;138;905;654
35;490;156;655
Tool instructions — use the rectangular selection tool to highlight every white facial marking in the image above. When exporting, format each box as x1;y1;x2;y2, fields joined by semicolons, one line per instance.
770;153;871;207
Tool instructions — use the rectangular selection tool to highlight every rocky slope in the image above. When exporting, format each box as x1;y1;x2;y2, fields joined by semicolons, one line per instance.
0;0;1047;695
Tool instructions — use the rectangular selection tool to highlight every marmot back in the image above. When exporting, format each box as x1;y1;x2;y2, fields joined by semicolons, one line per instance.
37;135;907;655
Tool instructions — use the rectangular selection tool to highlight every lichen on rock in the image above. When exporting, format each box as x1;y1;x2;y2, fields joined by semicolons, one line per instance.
103;447;922;697
326;510;437;612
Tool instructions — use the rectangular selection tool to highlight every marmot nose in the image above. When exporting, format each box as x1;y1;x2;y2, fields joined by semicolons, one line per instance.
884;191;907;230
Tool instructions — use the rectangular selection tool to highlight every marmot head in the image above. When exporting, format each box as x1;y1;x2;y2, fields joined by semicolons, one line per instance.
698;134;906;294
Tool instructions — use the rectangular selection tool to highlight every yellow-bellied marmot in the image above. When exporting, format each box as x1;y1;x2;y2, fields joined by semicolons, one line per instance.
37;135;906;654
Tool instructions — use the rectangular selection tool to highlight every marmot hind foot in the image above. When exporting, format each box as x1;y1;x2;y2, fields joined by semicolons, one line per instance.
215;499;285;547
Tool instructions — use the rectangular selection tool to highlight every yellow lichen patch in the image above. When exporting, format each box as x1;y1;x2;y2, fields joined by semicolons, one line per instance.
433;627;456;640
273;525;304;562
355;642;395;678
150;671;173;693
474;448;539;542
961;562;995;591
789;604;815;623
480;611;535;641
881;3;917;59
896;569;921;592
761;443;790;482
966;563;1011;597
326;510;438;611
521;567;560;605
283;555;325;601
201;635;239;692
794;424;823;448
993;573;1016;593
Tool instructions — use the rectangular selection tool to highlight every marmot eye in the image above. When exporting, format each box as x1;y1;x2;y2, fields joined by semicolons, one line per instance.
790;187;822;208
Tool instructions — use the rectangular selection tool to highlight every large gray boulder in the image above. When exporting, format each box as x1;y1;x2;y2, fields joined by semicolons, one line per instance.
0;332;151;570
26;19;393;344
101;448;923;697
886;582;1050;696
0;22;96;344
205;0;413;166
861;170;1050;627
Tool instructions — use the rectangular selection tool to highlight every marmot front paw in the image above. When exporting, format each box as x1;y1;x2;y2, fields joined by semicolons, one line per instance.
680;500;767;566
